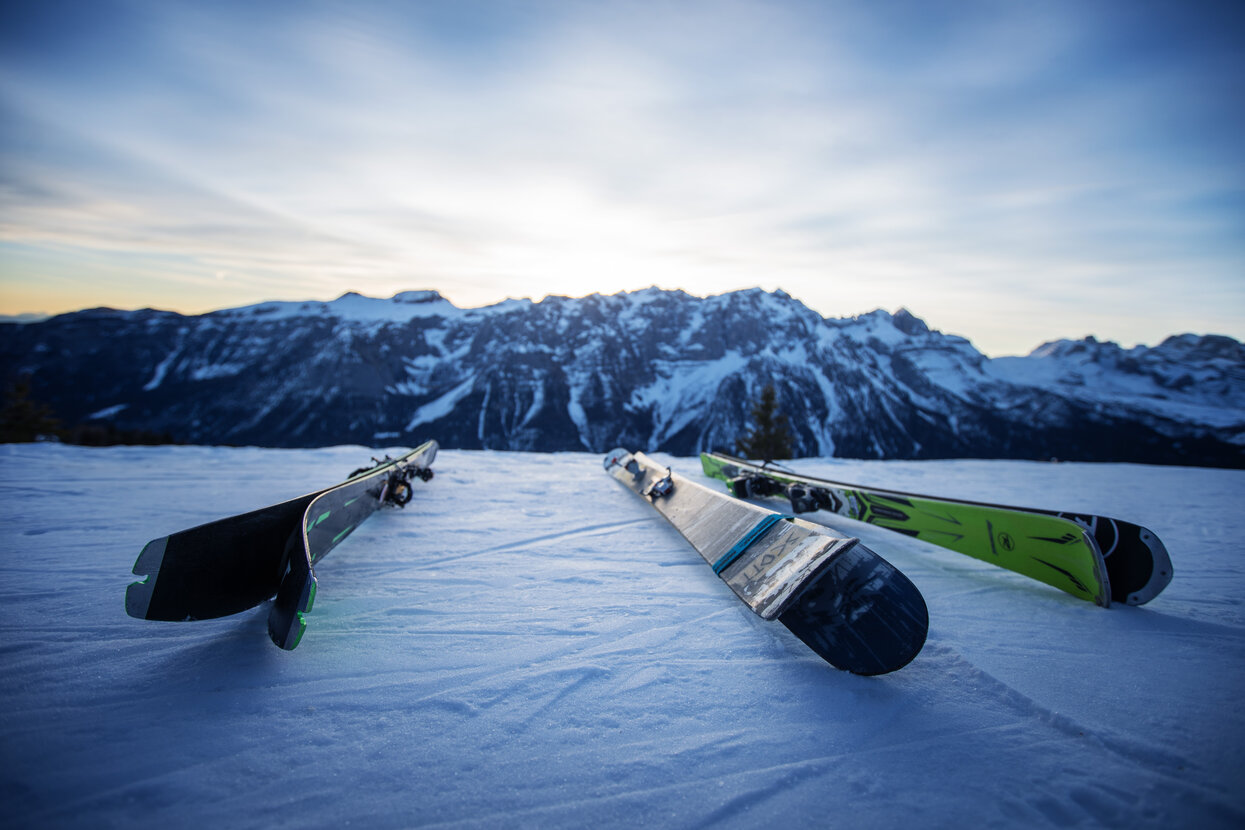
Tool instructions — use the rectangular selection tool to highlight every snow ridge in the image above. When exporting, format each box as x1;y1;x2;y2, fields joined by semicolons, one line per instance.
2;288;1242;466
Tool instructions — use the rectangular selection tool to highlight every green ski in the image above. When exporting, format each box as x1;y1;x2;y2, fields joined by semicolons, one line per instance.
701;451;1170;607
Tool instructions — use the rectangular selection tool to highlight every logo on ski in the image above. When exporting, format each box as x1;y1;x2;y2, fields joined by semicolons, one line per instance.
1032;532;1083;546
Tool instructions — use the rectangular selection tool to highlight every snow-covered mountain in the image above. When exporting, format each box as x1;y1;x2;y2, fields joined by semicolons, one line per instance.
3;287;1242;466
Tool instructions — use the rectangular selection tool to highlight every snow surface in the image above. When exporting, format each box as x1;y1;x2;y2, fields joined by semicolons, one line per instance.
1;445;1243;829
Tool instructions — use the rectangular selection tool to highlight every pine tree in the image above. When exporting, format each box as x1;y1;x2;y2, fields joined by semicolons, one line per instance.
735;384;794;462
0;378;62;443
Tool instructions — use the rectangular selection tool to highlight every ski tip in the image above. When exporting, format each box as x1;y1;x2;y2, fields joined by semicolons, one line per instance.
268;569;318;650
269;611;308;651
125;536;168;619
1126;528;1175;606
131;535;168;576
603;448;631;471
779;545;929;676
125;575;155;620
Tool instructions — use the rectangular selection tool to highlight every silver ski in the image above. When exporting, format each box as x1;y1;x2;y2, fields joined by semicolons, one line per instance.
604;448;928;675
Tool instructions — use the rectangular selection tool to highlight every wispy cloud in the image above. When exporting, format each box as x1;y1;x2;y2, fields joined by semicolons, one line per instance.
1;0;1241;353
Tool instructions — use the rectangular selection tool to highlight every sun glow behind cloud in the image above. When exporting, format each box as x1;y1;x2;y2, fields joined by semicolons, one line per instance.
1;0;1242;354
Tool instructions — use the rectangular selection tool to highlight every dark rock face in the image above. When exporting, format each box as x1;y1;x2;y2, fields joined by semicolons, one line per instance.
3;287;1242;467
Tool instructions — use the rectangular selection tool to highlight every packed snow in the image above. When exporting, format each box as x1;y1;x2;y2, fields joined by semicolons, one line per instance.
1;444;1243;829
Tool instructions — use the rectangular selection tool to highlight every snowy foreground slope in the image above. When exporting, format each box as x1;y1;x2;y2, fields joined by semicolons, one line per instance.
1;445;1243;829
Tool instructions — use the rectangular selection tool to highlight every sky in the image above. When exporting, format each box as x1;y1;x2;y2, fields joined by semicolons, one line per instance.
1;0;1242;356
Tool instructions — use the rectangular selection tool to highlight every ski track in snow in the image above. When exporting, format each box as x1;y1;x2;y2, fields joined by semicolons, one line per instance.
1;445;1243;829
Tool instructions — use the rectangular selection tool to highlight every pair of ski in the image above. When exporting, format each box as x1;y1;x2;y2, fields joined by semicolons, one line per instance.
604;449;1171;676
126;441;437;650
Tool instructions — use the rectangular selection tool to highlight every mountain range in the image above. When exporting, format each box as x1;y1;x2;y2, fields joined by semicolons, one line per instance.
3;287;1242;467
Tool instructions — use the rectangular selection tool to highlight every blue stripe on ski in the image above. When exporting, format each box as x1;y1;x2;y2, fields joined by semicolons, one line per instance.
713;514;792;575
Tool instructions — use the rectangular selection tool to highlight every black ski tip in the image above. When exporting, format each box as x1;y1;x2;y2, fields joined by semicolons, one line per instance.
125;536;168;619
1127;529;1173;605
268;567;317;651
1108;525;1174;606
779;545;929;676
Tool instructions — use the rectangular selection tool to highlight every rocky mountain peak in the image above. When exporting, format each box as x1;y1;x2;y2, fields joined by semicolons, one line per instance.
2;287;1241;467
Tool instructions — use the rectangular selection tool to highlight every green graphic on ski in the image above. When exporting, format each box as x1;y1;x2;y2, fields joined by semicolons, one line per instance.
605;449;928;675
126;441;438;649
702;451;1172;606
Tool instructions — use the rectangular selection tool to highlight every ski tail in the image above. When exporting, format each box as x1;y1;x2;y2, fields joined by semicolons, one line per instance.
1053;511;1173;605
125;494;316;622
779;542;928;676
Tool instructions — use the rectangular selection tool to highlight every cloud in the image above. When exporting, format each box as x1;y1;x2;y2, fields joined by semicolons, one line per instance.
1;0;1242;353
